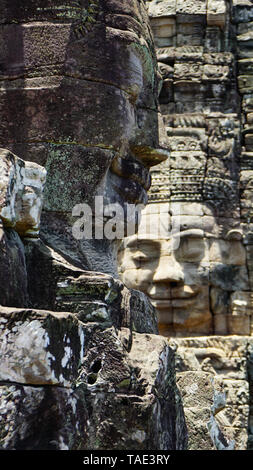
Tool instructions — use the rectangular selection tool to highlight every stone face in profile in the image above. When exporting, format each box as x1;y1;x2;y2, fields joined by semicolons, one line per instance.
0;149;46;238
0;1;189;452
0;0;168;275
0;149;46;307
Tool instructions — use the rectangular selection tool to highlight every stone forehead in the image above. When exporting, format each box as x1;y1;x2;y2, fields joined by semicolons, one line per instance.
136;202;242;239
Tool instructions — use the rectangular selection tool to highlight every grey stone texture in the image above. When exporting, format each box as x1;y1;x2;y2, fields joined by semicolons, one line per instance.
0;0;188;451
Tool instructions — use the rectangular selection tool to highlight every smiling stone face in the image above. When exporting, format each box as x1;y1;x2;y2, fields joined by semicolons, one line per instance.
0;0;168;274
118;202;251;336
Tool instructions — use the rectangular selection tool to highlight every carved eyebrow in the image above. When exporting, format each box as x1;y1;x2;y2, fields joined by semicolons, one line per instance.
136;238;161;249
176;229;204;239
121;235;138;248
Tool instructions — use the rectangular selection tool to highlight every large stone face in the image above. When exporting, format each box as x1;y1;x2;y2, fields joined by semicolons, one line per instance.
118;0;253;338
118;201;251;337
0;0;169;276
116;0;253;451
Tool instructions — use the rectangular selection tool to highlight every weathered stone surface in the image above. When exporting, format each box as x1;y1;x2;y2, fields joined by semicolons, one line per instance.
169;336;253;450
176;0;207;16
4;0;253;454
176;371;235;450
207;0;227;27
78;328;188;450
24;238;158;334
0;384;87;450
0;314;188;450
0;225;28;308
0;149;46;238
0;307;85;387
147;0;177;17
118;202;249;337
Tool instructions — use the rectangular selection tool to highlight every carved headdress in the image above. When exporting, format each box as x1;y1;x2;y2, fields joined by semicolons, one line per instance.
148;114;241;215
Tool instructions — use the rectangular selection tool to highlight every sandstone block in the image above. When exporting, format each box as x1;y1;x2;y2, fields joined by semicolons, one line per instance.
203;64;230;81
237;31;253;58
227;315;251;335
150;17;176;38
207;0;226;28
174;63;203;81
0;384;87;450
230;291;253;316
245;131;253;151
238;74;253;93
176;0;207;15
170;336;249;380
242;94;253;112
213;314;228;335
0;307;85;387
0;225;28;308
232;1;253;24
238;58;253;74
148;0;176;17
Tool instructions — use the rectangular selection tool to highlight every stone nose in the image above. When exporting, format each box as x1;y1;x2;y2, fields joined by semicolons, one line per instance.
131;145;169;169
130;109;169;169
152;257;184;284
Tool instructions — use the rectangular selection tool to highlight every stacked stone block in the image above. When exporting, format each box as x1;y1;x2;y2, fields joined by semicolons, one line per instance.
147;0;241;212
169;336;253;449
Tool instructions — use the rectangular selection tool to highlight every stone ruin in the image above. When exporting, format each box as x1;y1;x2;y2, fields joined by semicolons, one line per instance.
1;0;253;452
118;0;253;450
0;0;187;450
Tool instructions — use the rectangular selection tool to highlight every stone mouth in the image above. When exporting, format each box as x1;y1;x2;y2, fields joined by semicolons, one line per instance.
150;290;199;309
110;156;151;204
110;156;151;190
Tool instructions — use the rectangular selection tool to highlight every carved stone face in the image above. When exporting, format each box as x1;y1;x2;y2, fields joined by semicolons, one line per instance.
0;0;167;208
0;0;167;273
118;202;250;336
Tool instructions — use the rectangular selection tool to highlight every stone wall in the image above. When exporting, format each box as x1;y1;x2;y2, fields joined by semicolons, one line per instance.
0;0;188;450
169;335;253;450
117;0;253;450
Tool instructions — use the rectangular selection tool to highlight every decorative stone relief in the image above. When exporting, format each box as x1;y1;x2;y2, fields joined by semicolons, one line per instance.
118;0;253;450
122;0;253;338
0;0;188;451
